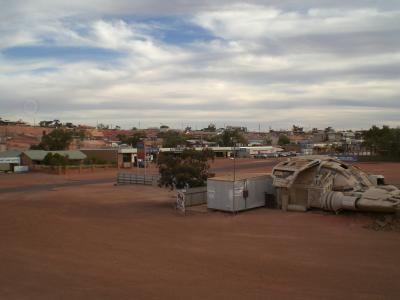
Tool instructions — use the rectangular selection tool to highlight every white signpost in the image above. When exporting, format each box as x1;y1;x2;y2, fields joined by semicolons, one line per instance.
176;190;186;213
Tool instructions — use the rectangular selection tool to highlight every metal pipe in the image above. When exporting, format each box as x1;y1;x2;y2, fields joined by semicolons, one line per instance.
321;191;358;212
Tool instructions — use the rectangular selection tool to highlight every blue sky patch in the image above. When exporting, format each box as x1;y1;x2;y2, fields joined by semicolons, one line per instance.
2;46;122;61
119;16;215;44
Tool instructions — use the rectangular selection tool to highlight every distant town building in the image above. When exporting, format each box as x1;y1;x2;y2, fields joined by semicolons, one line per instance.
20;150;86;167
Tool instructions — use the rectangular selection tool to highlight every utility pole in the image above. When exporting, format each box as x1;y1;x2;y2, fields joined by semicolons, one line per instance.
116;146;119;170
144;142;146;182
233;143;236;181
232;138;237;214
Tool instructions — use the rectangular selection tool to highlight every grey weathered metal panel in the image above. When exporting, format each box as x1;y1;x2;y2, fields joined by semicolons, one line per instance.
184;187;207;207
117;172;159;185
207;179;233;211
207;175;275;212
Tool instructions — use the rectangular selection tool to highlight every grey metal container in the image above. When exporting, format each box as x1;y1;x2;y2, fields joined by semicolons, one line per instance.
207;174;274;212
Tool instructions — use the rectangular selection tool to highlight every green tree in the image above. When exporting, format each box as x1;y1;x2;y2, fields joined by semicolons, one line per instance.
363;125;400;158
331;144;345;154
38;119;62;128
53;119;62;128
97;123;109;129
72;128;86;140
278;134;290;146
213;129;247;146
203;123;216;132
158;131;187;148
64;122;76;128
33;129;73;150
264;137;272;145
42;153;69;166
157;149;215;189
83;156;107;165
39;120;52;127
117;132;145;147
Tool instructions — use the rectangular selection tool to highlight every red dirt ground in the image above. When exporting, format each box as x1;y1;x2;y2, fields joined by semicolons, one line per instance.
0;169;119;189
354;162;400;187
2;158;398;189
1;159;400;299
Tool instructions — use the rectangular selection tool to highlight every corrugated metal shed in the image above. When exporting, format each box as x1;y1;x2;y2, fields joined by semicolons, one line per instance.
0;150;22;164
207;173;275;212
23;150;87;161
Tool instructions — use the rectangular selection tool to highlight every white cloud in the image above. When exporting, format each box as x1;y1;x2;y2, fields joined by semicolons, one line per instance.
0;1;400;129
193;4;400;40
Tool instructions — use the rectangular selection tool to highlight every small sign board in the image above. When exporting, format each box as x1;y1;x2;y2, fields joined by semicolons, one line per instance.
336;155;358;162
137;142;145;159
14;165;29;173
136;142;144;149
0;157;20;164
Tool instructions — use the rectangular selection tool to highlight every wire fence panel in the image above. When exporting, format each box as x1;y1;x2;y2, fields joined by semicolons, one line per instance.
117;172;160;186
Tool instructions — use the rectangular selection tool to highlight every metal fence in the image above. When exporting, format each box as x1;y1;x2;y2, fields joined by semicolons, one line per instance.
176;186;208;214
182;186;208;207
31;164;116;174
117;172;160;186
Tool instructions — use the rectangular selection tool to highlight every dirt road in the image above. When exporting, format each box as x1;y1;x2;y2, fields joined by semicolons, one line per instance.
1;159;400;299
2;158;398;194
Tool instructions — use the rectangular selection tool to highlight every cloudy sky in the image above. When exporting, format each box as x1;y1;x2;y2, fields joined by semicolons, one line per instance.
1;1;399;130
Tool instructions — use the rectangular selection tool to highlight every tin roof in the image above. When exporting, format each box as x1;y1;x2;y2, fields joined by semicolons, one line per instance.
22;150;86;161
0;150;22;158
208;173;271;182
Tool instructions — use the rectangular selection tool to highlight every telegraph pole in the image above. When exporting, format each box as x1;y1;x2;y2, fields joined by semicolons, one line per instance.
232;138;237;214
144;142;146;181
